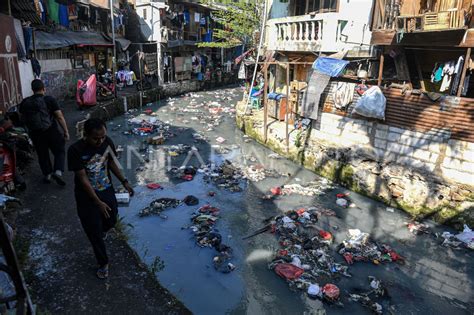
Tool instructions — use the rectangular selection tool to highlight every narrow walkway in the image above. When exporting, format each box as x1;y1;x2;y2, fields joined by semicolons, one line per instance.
14;101;190;314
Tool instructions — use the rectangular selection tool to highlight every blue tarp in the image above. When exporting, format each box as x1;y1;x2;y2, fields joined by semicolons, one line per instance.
312;57;349;77
34;31;112;50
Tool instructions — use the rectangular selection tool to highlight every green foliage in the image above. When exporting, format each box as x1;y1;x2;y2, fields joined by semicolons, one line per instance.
198;0;263;49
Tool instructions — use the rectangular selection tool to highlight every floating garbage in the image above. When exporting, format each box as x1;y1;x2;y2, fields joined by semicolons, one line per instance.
338;229;405;265
138;198;182;217
348;276;389;315
186;204;236;273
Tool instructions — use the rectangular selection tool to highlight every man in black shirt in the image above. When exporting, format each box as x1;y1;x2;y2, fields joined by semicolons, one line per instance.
68;118;134;279
19;79;69;185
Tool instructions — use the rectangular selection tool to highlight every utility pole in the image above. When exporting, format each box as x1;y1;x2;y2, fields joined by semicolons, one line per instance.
7;0;11;16
110;0;117;97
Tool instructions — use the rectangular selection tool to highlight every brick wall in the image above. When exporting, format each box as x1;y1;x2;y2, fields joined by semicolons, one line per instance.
311;113;474;186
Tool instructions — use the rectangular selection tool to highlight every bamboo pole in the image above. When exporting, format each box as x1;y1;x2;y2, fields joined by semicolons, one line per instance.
414;53;426;91
285;62;290;152
263;64;268;143
378;53;385;86
457;47;471;97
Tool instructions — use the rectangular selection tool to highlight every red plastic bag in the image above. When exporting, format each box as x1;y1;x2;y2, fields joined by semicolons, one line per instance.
274;263;304;280
146;183;162;190
319;230;333;241
77;75;97;107
322;283;340;300
270;187;282;196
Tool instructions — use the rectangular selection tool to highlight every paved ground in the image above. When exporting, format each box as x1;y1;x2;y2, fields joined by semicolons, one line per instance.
14;101;190;314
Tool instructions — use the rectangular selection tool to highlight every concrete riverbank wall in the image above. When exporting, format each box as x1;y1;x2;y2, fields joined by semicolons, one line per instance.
236;109;474;227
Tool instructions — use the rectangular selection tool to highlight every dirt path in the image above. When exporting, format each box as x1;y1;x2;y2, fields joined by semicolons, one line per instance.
14;101;190;314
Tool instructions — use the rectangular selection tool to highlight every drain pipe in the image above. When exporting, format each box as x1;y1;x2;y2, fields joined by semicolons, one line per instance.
242;0;268;114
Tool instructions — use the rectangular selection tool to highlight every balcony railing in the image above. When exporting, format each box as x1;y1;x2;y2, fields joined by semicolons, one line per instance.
267;15;323;52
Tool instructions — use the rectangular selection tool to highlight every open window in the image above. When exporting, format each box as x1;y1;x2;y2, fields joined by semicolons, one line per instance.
307;0;338;14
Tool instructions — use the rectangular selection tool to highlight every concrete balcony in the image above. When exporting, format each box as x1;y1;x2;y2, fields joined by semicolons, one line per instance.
266;14;374;57
267;15;323;52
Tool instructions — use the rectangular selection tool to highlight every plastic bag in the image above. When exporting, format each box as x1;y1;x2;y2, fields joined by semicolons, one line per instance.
352;86;386;120
76;74;97;107
274;263;304;280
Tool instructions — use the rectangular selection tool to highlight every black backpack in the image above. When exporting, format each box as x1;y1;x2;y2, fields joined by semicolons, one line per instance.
21;96;53;132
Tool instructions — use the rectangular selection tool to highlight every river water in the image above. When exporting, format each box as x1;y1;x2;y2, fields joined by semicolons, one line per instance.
107;87;473;315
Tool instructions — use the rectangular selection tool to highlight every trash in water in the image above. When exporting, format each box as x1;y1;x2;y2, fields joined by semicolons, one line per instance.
216;136;226;144
139;198;182;217
186;204;236;273
405;221;430;235
455;225;474;249
183;195;199;206
322;283;340;302
349;276;389;315
338;229;405;265
386;207;395;213
146;183;163;190
336;198;348;208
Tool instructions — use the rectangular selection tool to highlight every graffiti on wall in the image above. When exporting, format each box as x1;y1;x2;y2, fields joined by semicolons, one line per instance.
41;69;91;100
0;14;22;112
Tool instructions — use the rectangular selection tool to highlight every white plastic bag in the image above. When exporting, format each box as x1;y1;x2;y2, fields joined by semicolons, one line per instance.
352;86;386;120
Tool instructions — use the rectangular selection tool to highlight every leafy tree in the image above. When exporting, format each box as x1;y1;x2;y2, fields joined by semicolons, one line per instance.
198;0;263;49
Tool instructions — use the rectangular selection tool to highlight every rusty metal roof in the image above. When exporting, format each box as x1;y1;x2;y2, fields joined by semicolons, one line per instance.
321;82;474;142
11;0;42;25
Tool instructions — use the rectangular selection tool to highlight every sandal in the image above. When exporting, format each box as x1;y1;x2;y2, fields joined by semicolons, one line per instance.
96;265;109;279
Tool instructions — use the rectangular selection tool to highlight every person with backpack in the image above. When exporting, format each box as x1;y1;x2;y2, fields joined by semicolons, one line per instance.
19;79;70;185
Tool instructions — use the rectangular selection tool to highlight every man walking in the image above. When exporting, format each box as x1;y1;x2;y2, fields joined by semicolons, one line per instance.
19;79;69;185
67;118;134;279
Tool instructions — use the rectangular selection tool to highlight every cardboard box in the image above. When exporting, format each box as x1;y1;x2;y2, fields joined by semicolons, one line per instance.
115;193;130;204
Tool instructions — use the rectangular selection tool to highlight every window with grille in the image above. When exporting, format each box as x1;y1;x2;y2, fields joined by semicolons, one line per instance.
307;0;338;14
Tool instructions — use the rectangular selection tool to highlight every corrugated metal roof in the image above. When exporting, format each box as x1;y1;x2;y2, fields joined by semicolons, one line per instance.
12;0;42;25
321;82;474;142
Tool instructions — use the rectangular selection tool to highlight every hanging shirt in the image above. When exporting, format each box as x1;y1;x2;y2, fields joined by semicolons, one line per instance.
433;65;443;83
440;62;454;92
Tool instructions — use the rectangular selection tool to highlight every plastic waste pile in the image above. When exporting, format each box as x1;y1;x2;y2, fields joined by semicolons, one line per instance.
264;208;350;304
243;165;283;182
187;204;236;273
267;179;334;198
203;160;244;192
348;276;389;314
438;224;474;250
138;198;182;218
338;229;404;265
405;221;430;235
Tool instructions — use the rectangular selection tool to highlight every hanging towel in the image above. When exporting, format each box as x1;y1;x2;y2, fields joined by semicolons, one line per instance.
59;4;69;27
301;70;331;120
47;0;60;24
333;82;356;109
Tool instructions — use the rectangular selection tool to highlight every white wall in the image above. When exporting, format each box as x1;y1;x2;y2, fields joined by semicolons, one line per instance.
268;0;290;19
136;1;165;42
266;0;374;54
18;61;34;99
13;19;34;99
39;59;72;73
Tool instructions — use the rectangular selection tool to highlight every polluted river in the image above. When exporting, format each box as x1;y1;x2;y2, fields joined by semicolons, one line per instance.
105;86;473;315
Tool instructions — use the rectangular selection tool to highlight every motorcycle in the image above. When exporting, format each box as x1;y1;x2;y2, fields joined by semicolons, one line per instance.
0;113;32;193
97;70;115;101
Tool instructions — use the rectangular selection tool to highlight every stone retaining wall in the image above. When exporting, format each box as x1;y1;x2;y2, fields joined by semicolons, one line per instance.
236;110;474;227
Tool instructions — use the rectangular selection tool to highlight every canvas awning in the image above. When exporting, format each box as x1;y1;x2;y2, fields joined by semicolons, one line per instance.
34;30;113;50
115;37;132;51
